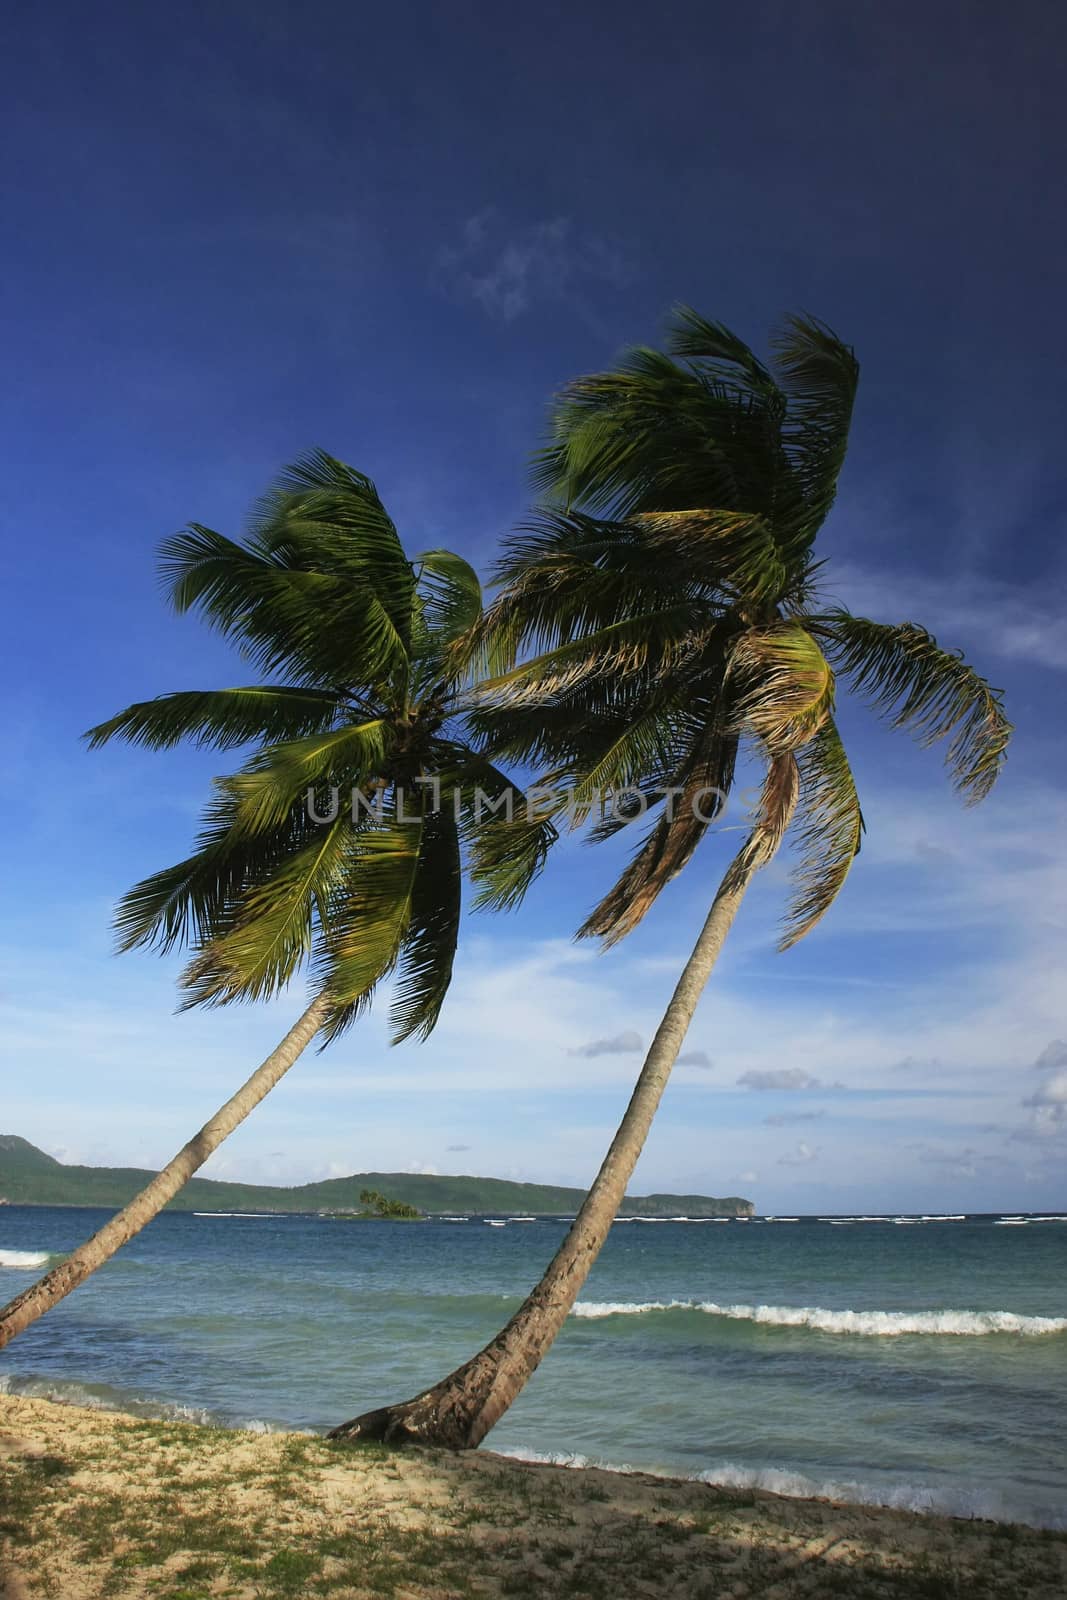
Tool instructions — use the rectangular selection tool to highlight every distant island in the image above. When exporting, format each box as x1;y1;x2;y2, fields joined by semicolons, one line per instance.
0;1135;753;1217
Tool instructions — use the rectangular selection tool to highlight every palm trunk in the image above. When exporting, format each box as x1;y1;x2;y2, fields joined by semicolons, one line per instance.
0;993;330;1352
330;830;772;1450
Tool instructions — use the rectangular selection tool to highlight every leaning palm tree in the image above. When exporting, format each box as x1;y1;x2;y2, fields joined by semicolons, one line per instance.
332;309;1011;1447
0;451;552;1352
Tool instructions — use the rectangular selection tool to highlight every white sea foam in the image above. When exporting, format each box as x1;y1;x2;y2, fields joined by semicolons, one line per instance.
571;1300;1067;1336
497;1446;1063;1529
0;1248;51;1268
0;1373;294;1434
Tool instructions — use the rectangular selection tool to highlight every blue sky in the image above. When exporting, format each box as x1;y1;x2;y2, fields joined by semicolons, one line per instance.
3;1;1065;1211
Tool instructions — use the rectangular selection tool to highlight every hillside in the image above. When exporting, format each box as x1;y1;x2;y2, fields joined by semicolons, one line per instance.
0;1135;753;1217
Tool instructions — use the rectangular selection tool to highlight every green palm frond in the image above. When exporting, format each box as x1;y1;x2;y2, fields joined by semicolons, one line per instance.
415;549;483;648
779;720;864;947
389;805;463;1042
627;508;788;604
467;511;705;682
533;343;789;529
159;524;410;688
161;452;419;689
112;789;313;954
814;611;1011;800
564;701;695;822
84;687;341;752
468;641;726;781
665;305;780;394
258;450;416;636
476;602;715;707
315;819;424;1040
771;316;859;555
452;757;559;912
179;810;354;1007
224;720;390;836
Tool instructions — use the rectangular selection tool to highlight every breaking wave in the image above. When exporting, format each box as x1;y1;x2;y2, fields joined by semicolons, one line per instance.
498;1447;1064;1528
0;1248;53;1269
0;1372;286;1433
570;1300;1067;1336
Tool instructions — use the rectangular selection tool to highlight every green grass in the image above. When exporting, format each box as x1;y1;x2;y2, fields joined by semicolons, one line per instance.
3;1404;1066;1600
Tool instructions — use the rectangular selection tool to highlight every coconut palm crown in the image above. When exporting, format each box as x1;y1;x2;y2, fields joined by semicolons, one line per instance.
470;307;1010;946
88;449;555;1044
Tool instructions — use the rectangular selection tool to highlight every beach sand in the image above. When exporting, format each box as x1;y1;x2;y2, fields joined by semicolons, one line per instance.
2;1394;1064;1599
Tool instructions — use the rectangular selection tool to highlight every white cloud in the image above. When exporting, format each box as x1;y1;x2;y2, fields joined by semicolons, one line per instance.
677;1049;712;1068
738;1068;822;1092
1022;1072;1067;1132
436;212;632;322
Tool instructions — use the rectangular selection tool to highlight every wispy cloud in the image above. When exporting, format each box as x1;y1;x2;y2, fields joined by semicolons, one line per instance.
764;1110;825;1126
911;1142;993;1179
436;212;633;322
777;1142;819;1167
827;563;1067;671
570;1029;643;1059
738;1068;823;1092
1023;1072;1067;1123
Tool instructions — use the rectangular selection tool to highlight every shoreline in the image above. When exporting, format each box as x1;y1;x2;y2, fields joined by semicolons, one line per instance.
4;1368;1063;1530
3;1394;1066;1599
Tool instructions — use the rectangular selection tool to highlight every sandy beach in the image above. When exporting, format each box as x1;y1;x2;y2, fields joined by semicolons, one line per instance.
1;1395;1064;1599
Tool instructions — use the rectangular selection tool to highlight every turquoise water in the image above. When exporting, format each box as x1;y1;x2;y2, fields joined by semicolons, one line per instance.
2;1206;1065;1526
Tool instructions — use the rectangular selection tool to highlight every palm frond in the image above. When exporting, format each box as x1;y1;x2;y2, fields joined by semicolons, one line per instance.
254;453;416;642
721;750;801;894
445;755;559;912
315;819;424;1041
159;524;410;688
415;549;483;649
533;346;790;534
179;810;354;1006
389;805;462;1042
815;611;1011;800
627;508;788;605
476;602;715;708
84;687;341;752
578;720;739;944
224;720;390;836
112;789;313;954
779;719;863;947
771;315;859;554
665;306;779;393
468;511;706;685
730;623;835;752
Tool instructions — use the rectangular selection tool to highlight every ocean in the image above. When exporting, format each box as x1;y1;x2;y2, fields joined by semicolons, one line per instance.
2;1206;1065;1528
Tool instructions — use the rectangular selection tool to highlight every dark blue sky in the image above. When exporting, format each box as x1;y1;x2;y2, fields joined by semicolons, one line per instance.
3;1;1065;1208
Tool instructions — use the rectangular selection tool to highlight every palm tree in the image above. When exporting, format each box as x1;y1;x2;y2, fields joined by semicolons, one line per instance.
331;310;1011;1447
0;451;552;1352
